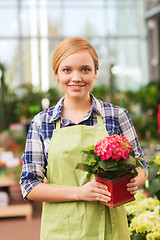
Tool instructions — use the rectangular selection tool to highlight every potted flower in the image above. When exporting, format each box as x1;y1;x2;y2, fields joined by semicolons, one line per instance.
76;134;147;208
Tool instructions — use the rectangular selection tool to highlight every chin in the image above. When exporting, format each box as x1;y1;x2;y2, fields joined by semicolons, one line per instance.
67;92;89;100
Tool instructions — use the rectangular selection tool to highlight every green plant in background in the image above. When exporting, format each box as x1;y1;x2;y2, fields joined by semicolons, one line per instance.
1;79;160;141
47;87;62;105
91;84;109;101
92;82;160;140
0;84;62;132
124;82;160;140
14;84;44;121
0;62;7;131
130;210;160;240
144;154;160;200
125;153;160;239
125;191;160;240
137;82;160;111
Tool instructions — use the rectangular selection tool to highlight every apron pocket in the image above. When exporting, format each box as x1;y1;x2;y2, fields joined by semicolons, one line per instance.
40;213;69;240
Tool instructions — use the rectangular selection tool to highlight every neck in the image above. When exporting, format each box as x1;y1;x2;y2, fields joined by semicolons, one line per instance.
63;94;91;111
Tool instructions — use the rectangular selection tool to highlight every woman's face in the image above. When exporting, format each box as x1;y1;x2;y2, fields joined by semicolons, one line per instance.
56;50;97;100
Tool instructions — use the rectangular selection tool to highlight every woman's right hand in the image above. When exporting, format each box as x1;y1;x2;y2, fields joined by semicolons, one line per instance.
78;180;111;205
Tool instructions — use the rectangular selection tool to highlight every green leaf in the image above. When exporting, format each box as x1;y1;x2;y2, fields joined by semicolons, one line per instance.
126;155;136;165
116;161;127;169
82;150;88;154
86;154;96;162
75;163;86;171
131;233;147;240
135;159;147;176
135;159;144;168
149;177;160;194
133;169;138;178
87;145;95;151
148;164;160;182
155;190;160;201
87;173;91;180
99;160;118;171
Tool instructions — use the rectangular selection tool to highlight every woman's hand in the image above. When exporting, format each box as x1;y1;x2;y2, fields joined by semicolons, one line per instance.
127;168;148;196
127;178;138;195
78;180;111;205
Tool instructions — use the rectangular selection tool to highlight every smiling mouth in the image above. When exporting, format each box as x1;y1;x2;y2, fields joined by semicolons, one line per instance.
68;85;85;89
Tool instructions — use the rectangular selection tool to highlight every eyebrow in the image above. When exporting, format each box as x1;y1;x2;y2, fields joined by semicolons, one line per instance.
81;65;92;68
61;65;92;68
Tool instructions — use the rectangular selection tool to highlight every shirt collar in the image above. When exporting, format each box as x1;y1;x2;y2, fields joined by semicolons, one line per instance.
49;93;103;123
90;93;103;117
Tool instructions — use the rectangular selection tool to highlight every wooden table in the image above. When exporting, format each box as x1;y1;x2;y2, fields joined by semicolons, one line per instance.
0;176;32;220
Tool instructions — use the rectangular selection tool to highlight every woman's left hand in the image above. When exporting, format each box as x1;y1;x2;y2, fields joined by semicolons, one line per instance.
127;178;138;195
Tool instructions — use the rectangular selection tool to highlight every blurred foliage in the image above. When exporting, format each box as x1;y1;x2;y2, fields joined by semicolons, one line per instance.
14;84;62;121
124;82;160;140
0;62;7;130
1;79;160;141
126;190;160;240
92;81;160;140
0;84;62;132
91;84;109;101
125;82;160;111
144;154;160;201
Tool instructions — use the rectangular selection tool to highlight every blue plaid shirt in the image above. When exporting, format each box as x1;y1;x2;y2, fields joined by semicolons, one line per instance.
20;94;149;199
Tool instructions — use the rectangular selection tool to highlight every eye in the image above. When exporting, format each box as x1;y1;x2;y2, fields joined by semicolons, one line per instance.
63;68;71;73
83;68;90;73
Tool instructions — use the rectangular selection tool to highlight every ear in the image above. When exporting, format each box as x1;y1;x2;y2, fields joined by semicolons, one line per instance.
94;70;97;79
55;73;59;81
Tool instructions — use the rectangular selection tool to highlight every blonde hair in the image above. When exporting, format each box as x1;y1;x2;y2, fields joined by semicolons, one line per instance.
52;37;99;74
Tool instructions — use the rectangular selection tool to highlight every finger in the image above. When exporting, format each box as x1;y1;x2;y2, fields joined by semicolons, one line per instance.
130;178;136;183
127;183;137;188
129;190;137;195
100;200;111;205
127;185;138;191
127;186;138;194
94;184;111;197
95;181;109;191
127;180;137;188
97;193;112;203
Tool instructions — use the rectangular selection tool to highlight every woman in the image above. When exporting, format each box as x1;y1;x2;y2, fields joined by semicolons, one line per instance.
20;37;149;240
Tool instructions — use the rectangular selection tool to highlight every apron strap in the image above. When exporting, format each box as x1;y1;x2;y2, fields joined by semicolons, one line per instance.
56;118;61;129
96;114;104;126
56;114;103;129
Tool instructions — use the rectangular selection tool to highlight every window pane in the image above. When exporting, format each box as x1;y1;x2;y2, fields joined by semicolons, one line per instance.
47;7;63;36
116;4;143;35
20;7;31;36
0;0;17;7
49;39;62;88
112;38;148;91
0;0;149;93
62;0;104;8
21;40;32;86
89;38;109;85
63;8;106;36
0;8;18;36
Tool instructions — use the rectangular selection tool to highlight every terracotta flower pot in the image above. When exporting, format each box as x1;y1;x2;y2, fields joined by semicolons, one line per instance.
95;173;135;208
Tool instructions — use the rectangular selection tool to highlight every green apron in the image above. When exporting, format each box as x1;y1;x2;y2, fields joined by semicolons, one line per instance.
40;114;130;240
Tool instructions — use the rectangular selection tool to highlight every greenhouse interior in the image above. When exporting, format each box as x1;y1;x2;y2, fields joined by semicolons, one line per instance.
0;0;160;239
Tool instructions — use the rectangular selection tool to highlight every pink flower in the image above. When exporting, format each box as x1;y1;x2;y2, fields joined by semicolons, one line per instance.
94;134;132;161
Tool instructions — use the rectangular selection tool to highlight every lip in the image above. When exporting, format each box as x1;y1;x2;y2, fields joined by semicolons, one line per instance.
68;85;85;90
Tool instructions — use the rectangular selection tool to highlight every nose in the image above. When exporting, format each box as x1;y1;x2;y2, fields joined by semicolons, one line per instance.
71;71;81;82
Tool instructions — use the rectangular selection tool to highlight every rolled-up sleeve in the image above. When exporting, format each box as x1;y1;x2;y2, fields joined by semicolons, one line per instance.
20;117;46;199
